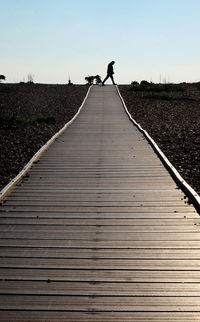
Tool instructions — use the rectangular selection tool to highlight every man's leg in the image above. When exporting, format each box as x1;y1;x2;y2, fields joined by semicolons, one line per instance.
102;74;109;85
110;75;116;85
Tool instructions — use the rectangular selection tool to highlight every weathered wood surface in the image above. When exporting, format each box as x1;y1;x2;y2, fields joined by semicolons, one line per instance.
0;85;200;321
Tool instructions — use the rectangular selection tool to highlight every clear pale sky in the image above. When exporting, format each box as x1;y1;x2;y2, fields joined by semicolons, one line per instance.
1;0;200;84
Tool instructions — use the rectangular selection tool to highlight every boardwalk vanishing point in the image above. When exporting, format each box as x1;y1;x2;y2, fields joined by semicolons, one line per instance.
0;85;200;321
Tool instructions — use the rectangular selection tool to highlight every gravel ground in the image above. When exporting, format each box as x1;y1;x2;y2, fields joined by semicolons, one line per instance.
118;84;200;196
0;83;89;190
0;83;199;198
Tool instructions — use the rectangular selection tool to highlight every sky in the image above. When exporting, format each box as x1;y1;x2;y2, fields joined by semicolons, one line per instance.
1;0;200;84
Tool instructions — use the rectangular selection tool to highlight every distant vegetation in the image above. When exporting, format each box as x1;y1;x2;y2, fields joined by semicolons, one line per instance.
85;75;102;85
0;75;6;83
67;78;73;86
0;115;56;129
130;80;185;92
27;73;34;83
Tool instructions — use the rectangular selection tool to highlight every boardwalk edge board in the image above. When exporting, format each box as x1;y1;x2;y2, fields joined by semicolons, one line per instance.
116;85;200;213
0;85;93;202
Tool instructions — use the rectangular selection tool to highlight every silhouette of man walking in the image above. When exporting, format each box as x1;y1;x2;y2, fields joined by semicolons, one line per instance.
102;61;116;85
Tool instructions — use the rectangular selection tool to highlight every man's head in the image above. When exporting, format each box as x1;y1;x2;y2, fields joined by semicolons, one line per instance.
111;61;115;65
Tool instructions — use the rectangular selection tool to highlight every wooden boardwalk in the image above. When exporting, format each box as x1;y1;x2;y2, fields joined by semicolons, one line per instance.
0;85;200;321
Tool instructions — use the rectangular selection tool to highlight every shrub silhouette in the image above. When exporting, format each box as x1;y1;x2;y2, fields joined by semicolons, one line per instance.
67;79;73;86
0;75;6;82
27;73;34;83
140;80;150;86
130;80;184;93
131;81;139;86
95;75;102;84
85;75;102;85
85;76;95;85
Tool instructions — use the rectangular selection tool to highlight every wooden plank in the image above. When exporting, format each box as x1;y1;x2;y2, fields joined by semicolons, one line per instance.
1;239;200;248
1;295;200;311
0;237;200;249
0;218;199;225
1;206;196;213
2;258;200;270
2;247;200;259
0;311;199;321
4;201;187;207
2;280;200;296
1;211;196;219
11;188;185;194
1;231;200;240
23;172;170;177
1;268;200;282
1;224;199;232
6;195;186;201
